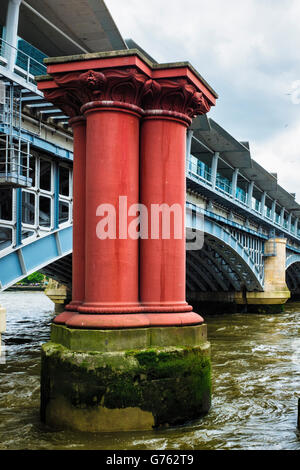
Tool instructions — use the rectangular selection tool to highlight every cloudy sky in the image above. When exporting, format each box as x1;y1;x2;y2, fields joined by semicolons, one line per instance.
106;0;300;199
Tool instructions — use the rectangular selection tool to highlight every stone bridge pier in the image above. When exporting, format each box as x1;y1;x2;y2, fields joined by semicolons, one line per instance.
37;50;218;432
235;238;291;313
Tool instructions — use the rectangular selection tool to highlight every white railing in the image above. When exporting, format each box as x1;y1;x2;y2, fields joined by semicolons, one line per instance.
0;38;46;83
0;136;32;185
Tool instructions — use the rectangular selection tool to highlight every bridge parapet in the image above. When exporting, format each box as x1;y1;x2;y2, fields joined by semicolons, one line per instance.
187;117;300;247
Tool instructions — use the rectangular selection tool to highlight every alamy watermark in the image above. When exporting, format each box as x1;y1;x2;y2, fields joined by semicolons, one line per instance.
95;196;204;251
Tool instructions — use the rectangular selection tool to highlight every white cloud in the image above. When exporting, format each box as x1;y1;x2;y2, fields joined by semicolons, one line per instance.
106;0;300;199
253;119;300;196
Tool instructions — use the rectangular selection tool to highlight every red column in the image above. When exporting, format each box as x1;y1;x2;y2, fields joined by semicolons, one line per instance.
67;102;145;329
37;54;217;331
57;117;86;323
139;112;203;326
37;86;86;326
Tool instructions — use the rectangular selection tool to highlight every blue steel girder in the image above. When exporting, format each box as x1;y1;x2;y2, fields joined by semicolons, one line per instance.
0;225;72;290
186;209;264;292
285;254;300;293
286;254;300;270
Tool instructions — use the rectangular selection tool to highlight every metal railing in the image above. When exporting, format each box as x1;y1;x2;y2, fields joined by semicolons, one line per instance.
0;154;72;254
186;155;300;240
0;82;33;187
0;136;32;184
187;158;212;184
216;176;232;195
0;38;46;83
236;190;247;205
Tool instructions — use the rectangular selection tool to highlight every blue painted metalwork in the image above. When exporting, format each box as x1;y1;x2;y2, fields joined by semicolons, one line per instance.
0;124;74;162
15;188;22;247
0;225;72;290
53;163;59;230
186;155;300;244
286;254;300;270
186;204;264;292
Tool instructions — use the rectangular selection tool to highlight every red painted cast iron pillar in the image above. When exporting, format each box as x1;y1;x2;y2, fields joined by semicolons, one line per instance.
65;117;86;315
37;52;217;330
76;100;142;325
140;112;192;314
40;86;87;325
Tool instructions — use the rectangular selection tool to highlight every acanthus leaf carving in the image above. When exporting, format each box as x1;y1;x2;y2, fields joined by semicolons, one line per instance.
46;69;212;118
43;88;82;119
141;78;212;117
53;68;148;107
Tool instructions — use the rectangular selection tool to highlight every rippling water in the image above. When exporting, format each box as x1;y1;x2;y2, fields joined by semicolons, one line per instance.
0;291;299;450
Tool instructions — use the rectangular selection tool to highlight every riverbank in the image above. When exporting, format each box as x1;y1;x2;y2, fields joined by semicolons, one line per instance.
6;286;45;292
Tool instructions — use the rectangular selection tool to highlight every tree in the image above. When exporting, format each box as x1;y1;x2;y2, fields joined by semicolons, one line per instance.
21;272;45;284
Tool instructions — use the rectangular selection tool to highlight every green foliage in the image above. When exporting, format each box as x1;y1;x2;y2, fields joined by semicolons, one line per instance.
20;272;45;284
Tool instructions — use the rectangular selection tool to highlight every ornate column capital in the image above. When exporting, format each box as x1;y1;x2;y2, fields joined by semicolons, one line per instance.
42;87;82;120
52;67;149;114
141;78;212;125
37;51;218;124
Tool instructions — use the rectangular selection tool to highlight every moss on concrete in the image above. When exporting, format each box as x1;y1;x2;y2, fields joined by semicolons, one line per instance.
50;323;207;352
41;341;211;432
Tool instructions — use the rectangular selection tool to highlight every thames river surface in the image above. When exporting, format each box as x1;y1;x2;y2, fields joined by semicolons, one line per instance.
0;290;299;450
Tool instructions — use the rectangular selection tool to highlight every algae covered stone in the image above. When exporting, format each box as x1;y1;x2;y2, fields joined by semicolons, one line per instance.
41;341;211;432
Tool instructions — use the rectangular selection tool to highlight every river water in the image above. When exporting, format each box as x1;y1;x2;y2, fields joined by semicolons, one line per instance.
0;291;299;450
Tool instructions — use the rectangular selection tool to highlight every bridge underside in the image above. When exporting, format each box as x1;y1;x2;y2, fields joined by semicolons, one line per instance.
286;263;300;296
42;247;300;312
186;236;262;296
41;253;72;290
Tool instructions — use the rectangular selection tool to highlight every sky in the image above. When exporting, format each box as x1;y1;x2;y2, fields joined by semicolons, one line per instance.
105;0;300;199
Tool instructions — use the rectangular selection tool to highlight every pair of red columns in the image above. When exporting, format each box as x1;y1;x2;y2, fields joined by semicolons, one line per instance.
38;52;217;330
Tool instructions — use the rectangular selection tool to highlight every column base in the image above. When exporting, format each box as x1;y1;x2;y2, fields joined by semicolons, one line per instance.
61;311;204;329
54;311;77;325
41;323;211;432
65;301;82;311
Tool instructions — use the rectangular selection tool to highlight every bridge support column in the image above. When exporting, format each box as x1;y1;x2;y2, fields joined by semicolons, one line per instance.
56;117;87;324
5;0;22;72
71;100;142;325
37;51;217;432
139;109;203;325
236;238;291;312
